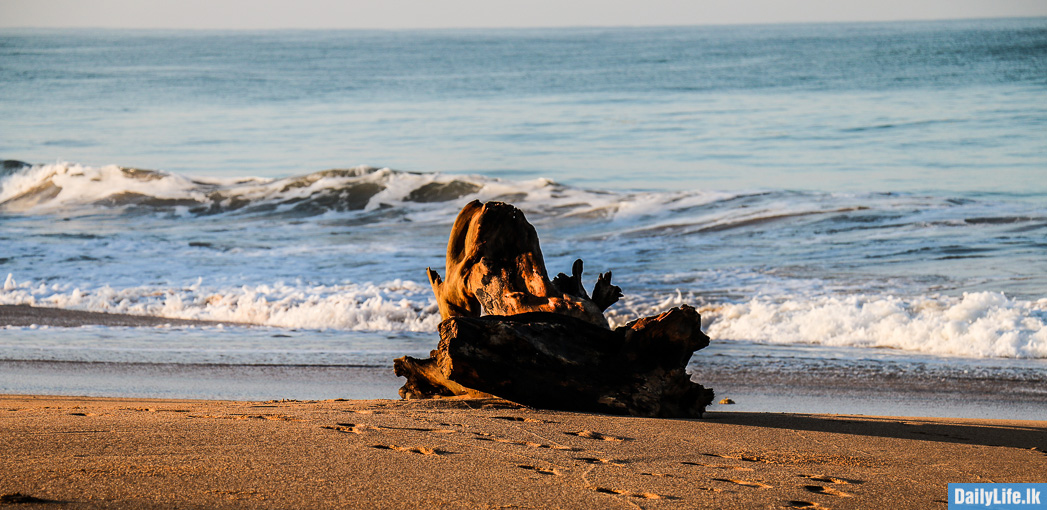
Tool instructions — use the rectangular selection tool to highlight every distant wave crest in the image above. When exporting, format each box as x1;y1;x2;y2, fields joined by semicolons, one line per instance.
0;161;491;217
4;162;1045;241
0;161;713;224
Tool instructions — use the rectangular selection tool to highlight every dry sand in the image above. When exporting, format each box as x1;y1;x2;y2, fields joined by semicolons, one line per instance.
2;395;1045;509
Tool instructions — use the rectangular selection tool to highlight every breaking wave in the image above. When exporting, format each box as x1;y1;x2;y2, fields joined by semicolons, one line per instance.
4;161;1046;239
0;161;731;224
1;273;441;332
4;271;1046;359
702;292;1047;359
0;161;495;216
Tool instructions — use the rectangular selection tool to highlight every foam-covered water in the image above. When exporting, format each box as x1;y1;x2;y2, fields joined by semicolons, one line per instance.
2;161;1045;361
2;20;1046;398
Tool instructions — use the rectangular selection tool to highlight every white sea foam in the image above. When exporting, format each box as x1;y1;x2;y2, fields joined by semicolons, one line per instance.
5;271;1044;359
702;292;1047;359
0;274;441;332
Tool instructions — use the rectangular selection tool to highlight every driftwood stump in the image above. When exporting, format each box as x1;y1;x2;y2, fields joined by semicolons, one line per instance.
425;200;618;327
395;200;714;418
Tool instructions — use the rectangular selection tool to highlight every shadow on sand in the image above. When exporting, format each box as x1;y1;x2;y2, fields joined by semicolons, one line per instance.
706;411;1047;451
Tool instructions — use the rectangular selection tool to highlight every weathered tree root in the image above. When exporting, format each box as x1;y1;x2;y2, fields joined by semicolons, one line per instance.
396;200;714;418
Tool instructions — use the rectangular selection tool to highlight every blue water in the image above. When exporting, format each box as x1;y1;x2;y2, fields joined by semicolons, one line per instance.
1;19;1046;409
2;19;1045;191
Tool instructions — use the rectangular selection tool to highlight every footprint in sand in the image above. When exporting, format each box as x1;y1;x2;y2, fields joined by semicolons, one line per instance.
473;432;579;451
701;452;762;463
517;464;561;476
785;501;829;509
565;430;630;441
641;472;676;478
592;487;677;500
712;478;774;489
323;423;455;435
381;424;457;434
576;457;628;467
803;485;854;498
682;461;754;471
800;474;863;485
492;416;558;424
186;413;299;421
323;423;381;434
234;414;301;421
369;444;449;456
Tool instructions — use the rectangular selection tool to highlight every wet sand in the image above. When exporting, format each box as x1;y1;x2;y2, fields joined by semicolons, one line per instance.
0;304;233;328
2;395;1045;509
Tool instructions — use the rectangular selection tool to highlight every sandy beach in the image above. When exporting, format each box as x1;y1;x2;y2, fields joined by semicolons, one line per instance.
3;306;1046;508
2;395;1045;509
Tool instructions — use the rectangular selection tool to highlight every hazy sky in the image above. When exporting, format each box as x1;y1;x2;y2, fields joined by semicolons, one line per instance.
2;0;1046;29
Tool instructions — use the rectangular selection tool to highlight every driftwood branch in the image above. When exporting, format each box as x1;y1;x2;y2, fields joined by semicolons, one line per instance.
551;258;622;312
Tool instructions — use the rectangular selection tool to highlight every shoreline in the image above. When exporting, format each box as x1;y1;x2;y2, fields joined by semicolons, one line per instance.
4;357;1046;420
4;304;1047;420
0;304;240;328
2;395;1045;509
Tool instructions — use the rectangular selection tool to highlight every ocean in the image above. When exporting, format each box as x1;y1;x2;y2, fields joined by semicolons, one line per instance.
1;18;1045;417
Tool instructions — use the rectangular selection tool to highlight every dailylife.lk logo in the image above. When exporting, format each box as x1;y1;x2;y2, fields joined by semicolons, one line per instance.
950;484;1046;509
